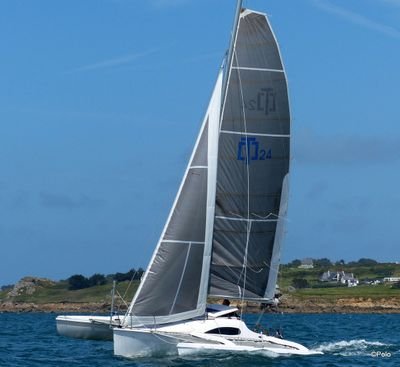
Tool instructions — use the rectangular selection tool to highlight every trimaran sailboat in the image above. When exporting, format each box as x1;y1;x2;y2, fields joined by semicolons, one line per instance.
113;1;319;358
57;0;320;357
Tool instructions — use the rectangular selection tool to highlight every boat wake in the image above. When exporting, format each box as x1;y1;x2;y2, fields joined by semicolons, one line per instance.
312;339;391;356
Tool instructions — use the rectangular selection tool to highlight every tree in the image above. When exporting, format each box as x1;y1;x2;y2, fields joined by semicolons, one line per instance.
287;259;301;267
1;284;14;291
114;268;142;282
314;258;332;267
88;273;106;287
68;274;89;290
357;258;378;266
135;268;145;280
292;278;310;289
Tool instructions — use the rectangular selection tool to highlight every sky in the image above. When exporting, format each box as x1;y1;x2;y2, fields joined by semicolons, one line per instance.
0;0;399;286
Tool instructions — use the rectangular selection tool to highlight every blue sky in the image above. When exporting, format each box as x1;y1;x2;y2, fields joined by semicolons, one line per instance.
1;0;399;285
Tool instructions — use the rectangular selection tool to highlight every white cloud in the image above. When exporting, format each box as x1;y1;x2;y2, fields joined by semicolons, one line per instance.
312;0;400;39
66;48;161;73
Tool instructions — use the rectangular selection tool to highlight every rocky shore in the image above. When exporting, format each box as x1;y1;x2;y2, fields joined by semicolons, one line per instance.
275;294;400;314
2;276;399;314
0;301;112;313
2;295;400;314
229;294;400;314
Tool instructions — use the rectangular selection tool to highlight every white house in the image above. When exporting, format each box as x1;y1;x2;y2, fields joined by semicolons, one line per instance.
320;270;359;287
298;258;314;269
383;277;400;283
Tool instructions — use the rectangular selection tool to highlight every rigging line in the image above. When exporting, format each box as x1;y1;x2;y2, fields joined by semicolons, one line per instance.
234;49;251;319
252;212;279;220
255;306;267;331
252;212;290;224
115;290;130;309
246;265;264;274
123;311;148;329
121;270;138;302
216;256;243;278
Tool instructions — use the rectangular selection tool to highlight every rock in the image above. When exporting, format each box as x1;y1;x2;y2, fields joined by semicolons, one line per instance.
6;277;55;298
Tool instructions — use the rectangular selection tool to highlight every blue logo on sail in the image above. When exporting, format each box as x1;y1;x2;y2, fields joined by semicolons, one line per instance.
237;137;271;163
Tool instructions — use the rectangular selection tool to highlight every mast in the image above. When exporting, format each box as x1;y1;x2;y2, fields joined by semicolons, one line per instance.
221;0;243;116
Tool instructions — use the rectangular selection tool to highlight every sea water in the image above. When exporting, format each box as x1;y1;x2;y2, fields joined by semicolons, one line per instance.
0;313;398;366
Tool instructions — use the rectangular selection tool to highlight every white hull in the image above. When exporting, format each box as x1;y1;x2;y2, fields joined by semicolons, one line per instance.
114;309;320;358
56;315;122;341
114;328;179;357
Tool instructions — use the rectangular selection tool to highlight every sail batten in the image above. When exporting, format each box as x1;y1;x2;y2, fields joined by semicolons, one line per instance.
220;129;290;138
232;67;284;73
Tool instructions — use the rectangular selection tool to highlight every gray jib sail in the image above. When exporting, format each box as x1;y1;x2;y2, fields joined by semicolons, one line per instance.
209;10;290;301
125;72;222;326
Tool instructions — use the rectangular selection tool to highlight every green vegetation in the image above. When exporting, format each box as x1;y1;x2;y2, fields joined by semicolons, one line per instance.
293;284;399;300
0;260;398;305
0;280;138;304
67;268;144;290
278;259;400;300
0;269;142;305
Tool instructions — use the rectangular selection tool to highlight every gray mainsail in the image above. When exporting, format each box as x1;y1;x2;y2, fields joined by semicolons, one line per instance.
125;71;222;326
209;10;290;301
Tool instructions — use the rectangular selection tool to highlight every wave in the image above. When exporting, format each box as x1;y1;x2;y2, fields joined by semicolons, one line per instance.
313;339;390;356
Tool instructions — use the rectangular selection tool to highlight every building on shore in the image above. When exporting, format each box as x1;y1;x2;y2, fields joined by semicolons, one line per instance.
298;258;314;269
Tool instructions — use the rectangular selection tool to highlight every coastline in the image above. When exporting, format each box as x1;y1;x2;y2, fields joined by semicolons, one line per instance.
2;295;400;314
273;295;400;314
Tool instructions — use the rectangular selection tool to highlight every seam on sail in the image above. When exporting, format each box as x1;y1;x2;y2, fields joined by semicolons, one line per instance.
232;66;284;73
161;240;204;245
220;130;290;138
169;243;191;315
215;216;277;222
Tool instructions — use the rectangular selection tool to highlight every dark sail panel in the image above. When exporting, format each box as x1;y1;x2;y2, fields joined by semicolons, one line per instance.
233;11;283;70
215;133;289;219
132;241;204;316
210;218;276;299
209;10;290;301
164;167;208;242
128;120;209;322
222;69;290;135
126;69;223;326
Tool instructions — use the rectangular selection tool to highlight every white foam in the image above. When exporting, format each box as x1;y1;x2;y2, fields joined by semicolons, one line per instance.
313;339;389;356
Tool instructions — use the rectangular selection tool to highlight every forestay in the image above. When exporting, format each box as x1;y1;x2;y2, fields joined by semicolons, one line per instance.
209;10;290;302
